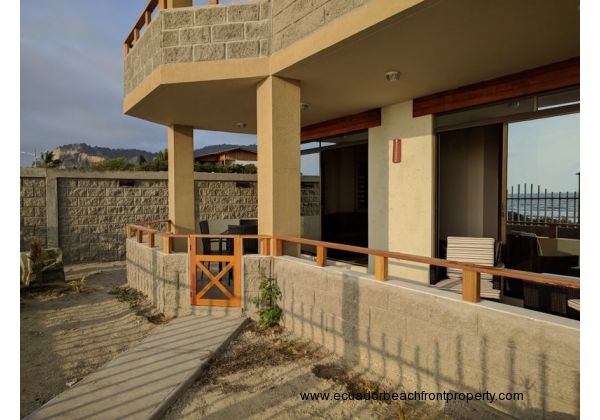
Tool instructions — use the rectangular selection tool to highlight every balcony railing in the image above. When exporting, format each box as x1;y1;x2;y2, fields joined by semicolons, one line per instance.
126;221;580;306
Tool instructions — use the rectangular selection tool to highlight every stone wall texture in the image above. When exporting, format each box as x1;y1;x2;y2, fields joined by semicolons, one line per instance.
271;0;365;51
20;177;47;248
126;238;191;318
57;178;169;263
20;169;319;263
125;1;272;94
124;0;369;93
243;255;580;419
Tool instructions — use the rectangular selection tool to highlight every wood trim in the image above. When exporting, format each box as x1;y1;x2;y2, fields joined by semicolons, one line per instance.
413;57;580;117
301;109;381;143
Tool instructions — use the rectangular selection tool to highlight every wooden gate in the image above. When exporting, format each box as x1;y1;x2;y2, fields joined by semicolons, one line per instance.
189;236;242;307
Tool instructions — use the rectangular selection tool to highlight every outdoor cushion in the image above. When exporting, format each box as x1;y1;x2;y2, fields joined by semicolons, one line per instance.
567;298;580;312
434;277;500;300
446;236;495;281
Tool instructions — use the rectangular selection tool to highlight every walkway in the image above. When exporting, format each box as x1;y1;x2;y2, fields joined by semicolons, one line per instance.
26;315;247;420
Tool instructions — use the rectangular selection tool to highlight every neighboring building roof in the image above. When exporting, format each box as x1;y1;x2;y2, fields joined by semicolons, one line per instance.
194;145;257;160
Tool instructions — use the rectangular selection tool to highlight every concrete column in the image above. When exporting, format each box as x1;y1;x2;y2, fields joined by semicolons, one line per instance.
168;125;196;235
45;169;59;248
368;100;435;283
256;76;301;255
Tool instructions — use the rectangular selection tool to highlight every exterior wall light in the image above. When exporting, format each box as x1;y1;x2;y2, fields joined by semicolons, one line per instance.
385;71;401;82
392;138;402;163
301;102;310;111
236;122;247;129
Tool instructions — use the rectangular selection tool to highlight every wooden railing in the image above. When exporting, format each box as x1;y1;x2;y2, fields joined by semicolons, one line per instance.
125;223;579;305
124;0;167;57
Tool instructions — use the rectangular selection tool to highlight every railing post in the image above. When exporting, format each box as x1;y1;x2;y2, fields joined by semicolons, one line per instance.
316;245;327;267
167;220;172;233
126;225;132;238
123;43;130;57
233;237;242;299
148;231;155;248
163;235;172;254
374;256;388;281
144;10;152;25
133;27;140;42
273;238;283;256
261;237;271;256
159;0;168;10
136;229;143;243
189;236;196;304
462;269;481;302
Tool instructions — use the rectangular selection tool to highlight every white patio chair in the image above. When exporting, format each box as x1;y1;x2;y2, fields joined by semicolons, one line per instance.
567;298;580;312
433;237;502;300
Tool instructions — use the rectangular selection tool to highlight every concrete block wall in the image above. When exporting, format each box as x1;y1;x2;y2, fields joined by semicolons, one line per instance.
20;169;320;263
243;255;580;419
271;0;365;51
125;1;272;94
124;0;371;93
126;239;191;318
58;178;169;263
20;177;47;247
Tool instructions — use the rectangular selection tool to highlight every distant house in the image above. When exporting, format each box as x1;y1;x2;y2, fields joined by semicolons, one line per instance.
194;146;257;165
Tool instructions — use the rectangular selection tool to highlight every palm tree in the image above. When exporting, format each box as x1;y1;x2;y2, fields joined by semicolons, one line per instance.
38;151;61;168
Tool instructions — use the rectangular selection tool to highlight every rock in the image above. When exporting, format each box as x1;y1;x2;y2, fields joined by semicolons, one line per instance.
20;248;66;287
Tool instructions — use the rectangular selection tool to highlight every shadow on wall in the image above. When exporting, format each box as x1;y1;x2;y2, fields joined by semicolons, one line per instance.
258;256;579;419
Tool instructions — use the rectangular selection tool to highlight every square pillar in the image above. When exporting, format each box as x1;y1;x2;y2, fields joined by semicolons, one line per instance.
257;76;301;255
168;125;195;234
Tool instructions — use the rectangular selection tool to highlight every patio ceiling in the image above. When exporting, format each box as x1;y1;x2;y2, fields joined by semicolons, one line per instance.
124;0;579;134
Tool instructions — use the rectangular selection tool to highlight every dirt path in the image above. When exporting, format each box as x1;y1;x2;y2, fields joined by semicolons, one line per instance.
20;262;160;418
165;324;459;420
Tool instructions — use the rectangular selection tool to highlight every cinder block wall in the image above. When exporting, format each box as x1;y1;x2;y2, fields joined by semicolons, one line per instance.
125;0;271;94
126;239;191;318
272;0;366;51
20;169;320;263
244;255;580;419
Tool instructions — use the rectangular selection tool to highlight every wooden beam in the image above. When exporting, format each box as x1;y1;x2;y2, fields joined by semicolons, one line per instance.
301;109;381;143
413;57;580;117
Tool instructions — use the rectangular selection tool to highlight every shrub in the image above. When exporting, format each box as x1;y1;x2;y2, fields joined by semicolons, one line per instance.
252;275;282;329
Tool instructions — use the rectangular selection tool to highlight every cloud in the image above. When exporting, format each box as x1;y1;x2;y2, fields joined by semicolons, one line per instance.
20;0;255;167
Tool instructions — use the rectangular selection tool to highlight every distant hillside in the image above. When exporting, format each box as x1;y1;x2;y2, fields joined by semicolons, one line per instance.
49;143;257;168
51;143;159;168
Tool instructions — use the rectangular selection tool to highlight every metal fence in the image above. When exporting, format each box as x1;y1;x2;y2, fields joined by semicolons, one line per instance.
507;183;580;225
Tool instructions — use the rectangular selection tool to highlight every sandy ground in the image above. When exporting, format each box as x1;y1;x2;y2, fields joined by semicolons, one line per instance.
165;325;467;420
20;262;161;418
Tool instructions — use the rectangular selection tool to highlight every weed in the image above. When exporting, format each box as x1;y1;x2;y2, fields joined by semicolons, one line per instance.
252;275;282;329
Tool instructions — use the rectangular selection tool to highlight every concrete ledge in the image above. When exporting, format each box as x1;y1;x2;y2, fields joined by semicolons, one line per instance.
21;167;319;183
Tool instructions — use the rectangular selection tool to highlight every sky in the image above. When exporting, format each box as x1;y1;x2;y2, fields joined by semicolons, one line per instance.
20;0;325;173
507;113;580;193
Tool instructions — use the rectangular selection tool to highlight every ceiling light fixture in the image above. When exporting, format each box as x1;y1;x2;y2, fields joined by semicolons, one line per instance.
385;71;401;82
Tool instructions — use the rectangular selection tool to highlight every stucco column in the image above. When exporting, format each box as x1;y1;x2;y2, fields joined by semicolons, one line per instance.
168;125;195;234
256;76;301;255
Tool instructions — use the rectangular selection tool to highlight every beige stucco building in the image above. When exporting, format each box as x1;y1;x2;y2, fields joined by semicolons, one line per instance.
124;0;579;283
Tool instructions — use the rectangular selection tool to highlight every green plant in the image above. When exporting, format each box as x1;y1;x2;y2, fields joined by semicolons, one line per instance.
252;275;282;329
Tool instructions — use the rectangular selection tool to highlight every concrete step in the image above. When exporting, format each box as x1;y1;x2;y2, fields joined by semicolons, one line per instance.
26;315;248;420
190;305;244;317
